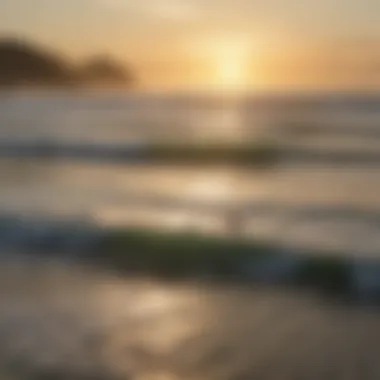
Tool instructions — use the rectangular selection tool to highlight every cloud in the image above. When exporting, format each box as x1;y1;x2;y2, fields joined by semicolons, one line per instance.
99;0;200;21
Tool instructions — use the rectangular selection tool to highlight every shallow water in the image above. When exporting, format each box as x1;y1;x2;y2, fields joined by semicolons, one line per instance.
2;256;380;380
0;159;379;255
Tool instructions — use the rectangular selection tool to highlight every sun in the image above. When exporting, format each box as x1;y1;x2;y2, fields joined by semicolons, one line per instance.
215;53;248;91
195;35;252;92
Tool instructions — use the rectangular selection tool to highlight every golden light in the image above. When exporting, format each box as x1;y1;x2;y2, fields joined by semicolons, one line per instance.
194;35;253;92
215;53;248;91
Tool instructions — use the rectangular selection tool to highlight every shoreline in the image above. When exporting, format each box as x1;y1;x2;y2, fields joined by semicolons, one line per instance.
0;215;378;301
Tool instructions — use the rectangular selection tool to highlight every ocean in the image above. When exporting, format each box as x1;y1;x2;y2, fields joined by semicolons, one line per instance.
1;90;380;380
0;91;379;256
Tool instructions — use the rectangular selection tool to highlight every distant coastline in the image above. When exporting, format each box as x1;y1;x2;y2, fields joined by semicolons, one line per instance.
0;37;135;90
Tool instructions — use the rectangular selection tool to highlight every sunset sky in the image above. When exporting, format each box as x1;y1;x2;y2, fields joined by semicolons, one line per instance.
1;0;380;90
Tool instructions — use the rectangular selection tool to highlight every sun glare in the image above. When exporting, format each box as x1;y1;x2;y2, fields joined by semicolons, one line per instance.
216;55;247;91
196;36;252;92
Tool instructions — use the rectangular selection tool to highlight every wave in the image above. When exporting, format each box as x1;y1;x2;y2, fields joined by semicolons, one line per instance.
0;140;378;166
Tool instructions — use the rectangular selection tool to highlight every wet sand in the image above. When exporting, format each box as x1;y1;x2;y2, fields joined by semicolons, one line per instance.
1;256;380;380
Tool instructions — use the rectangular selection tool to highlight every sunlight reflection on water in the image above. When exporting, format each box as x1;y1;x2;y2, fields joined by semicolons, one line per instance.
3;256;380;380
1;93;380;254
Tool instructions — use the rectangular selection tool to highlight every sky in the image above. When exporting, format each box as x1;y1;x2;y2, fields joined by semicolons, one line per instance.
0;0;380;89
